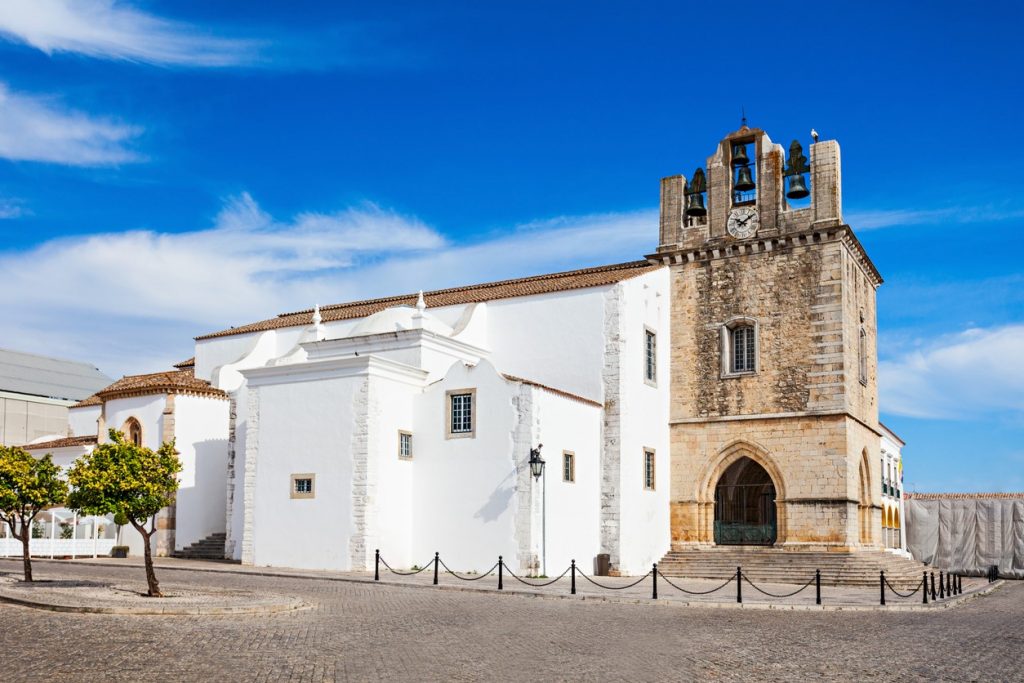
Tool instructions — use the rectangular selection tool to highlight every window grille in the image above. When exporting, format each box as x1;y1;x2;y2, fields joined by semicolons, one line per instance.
450;393;473;434
731;326;756;373
399;431;412;458
644;330;657;383
563;451;575;483
643;449;656;490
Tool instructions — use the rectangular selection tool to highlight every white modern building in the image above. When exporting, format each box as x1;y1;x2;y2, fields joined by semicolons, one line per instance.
880;423;907;555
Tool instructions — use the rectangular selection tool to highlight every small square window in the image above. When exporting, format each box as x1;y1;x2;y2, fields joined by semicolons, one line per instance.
399;431;413;459
290;474;315;499
643;449;656;491
446;389;476;438
563;451;575;483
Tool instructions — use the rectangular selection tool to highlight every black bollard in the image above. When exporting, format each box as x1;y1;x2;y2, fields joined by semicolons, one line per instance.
947;572;953;596
880;570;886;606
652;563;658;600
374;549;380;581
498;556;503;590
931;571;937;601
958;574;963;594
923;571;928;604
815;569;821;606
571;559;576;595
736;566;742;604
939;571;945;599
433;552;439;585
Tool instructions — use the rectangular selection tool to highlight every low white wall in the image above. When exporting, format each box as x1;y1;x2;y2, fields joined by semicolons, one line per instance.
67;405;101;438
0;538;117;558
173;395;230;550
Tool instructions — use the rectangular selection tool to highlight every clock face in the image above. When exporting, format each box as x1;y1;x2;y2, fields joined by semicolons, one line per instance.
727;207;759;238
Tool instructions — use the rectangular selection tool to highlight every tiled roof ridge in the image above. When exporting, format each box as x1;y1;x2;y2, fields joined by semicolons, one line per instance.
501;373;603;408
22;434;98;450
195;260;660;341
173;357;196;369
287;260;654;317
94;368;228;401
905;492;1024;500
71;394;102;408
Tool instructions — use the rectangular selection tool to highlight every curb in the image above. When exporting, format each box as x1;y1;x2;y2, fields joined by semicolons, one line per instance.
1;558;1002;613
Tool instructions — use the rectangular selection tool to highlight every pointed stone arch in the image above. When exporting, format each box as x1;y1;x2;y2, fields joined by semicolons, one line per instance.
858;449;872;545
696;440;787;545
122;417;143;447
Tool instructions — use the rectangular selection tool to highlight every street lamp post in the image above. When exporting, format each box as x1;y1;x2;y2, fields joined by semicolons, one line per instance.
529;444;546;576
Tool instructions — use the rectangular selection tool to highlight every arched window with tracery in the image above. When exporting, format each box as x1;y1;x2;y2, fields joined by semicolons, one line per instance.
123;417;143;446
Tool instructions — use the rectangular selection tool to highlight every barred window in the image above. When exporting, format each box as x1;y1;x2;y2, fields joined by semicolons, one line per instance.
643;449;656;490
644;329;657;384
290;474;315;499
731;326;756;373
563;451;575;483
399;431;413;459
448;391;475;436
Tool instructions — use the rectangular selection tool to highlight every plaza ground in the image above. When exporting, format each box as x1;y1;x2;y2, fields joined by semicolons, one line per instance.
0;559;1019;682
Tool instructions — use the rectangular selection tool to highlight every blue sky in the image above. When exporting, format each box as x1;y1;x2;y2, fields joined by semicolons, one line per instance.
0;1;1021;492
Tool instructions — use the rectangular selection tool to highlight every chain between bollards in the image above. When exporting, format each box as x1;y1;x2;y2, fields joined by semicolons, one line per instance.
815;569;821;605
433;552;439;585
374;549;380;581
571;560;576;595
736;566;742;604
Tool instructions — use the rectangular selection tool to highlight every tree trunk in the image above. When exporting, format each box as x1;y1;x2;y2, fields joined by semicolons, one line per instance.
19;523;32;582
132;520;162;597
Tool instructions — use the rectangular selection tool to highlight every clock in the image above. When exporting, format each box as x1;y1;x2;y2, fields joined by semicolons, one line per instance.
727;206;759;238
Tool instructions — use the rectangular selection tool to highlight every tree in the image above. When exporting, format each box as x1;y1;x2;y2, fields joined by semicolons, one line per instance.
68;430;181;597
0;446;68;582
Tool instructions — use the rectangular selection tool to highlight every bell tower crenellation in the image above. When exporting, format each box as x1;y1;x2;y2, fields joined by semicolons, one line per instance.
652;124;885;553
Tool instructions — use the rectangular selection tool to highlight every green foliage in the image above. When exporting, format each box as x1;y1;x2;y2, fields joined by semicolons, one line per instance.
67;429;181;527
0;445;68;527
113;511;129;526
31;523;44;539
60;524;73;540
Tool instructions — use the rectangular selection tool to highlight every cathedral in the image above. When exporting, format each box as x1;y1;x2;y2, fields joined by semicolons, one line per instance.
19;125;906;576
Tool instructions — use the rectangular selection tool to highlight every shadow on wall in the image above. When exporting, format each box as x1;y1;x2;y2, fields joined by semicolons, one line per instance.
174;438;229;550
474;469;516;523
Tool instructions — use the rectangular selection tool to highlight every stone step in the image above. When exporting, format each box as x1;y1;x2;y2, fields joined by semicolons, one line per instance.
171;531;227;561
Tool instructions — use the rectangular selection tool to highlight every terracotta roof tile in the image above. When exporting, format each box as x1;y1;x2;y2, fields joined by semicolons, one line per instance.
904;492;1024;500
71;394;102;408
22;434;97;451
95;368;228;401
502;374;603;408
173;357;195;369
196;260;662;341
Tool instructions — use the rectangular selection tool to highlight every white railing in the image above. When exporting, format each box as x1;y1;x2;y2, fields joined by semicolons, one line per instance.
0;537;117;559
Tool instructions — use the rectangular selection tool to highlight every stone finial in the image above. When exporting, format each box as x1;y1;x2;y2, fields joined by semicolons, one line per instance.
311;303;325;341
413;290;426;320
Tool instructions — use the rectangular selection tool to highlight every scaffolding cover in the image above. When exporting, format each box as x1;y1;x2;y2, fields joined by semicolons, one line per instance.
905;494;1024;579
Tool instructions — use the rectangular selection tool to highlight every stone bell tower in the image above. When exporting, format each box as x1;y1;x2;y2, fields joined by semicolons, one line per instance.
650;124;884;551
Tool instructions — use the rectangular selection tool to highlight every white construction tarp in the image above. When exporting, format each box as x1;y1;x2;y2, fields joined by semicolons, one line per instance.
905;497;1024;579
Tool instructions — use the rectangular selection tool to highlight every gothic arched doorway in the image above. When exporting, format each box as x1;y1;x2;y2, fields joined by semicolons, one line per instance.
713;456;777;545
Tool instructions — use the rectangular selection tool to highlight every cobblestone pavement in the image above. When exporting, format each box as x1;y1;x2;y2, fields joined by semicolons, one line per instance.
0;560;1020;682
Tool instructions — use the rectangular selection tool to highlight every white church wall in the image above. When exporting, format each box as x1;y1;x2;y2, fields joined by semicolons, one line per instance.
411;360;521;572
172;395;230;551
615;270;671;574
367;374;416;567
533;389;602;575
103;395;166;449
67;405;100;437
248;374;363;571
486;288;608;402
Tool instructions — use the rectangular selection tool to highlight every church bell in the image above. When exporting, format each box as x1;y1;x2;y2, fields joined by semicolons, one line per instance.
685;192;707;217
734;165;755;191
786;173;809;199
731;144;750;167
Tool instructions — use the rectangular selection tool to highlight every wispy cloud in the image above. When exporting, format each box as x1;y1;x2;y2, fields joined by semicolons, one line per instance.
0;197;26;219
0;83;142;165
0;0;258;67
0;195;654;375
848;205;1024;230
880;325;1024;420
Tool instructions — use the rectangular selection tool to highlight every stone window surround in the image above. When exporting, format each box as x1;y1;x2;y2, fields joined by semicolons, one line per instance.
643;448;656;491
643;326;657;387
290;473;315;500
398;430;413;459
720;316;759;378
122;417;143;446
562;450;575;483
445;388;476;439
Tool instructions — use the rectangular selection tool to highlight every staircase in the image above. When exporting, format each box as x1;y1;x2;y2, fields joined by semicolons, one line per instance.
658;547;930;588
171;532;227;561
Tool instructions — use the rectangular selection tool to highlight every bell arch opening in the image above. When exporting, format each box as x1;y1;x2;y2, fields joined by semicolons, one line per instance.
713;456;778;546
